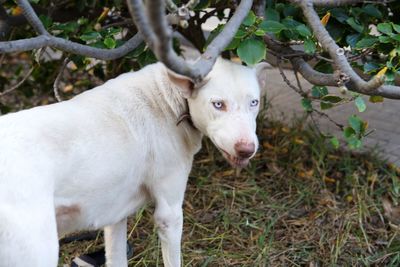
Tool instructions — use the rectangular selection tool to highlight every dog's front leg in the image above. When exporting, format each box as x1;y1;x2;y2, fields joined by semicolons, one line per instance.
154;197;184;267
104;218;128;267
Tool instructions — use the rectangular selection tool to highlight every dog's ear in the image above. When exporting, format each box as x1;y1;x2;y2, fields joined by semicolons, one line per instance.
167;69;194;98
255;62;271;94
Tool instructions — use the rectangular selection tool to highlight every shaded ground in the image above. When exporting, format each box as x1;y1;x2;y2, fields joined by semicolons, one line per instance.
59;118;400;267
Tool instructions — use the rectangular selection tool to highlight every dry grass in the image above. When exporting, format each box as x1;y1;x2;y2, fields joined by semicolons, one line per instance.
59;119;400;267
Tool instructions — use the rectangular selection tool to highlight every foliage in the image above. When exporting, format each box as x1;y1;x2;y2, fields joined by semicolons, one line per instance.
1;0;400;149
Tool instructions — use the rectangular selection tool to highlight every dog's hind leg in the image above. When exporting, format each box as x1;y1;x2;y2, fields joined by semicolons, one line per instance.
104;218;128;267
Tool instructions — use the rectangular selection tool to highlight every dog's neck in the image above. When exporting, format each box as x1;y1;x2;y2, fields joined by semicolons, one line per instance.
176;100;196;130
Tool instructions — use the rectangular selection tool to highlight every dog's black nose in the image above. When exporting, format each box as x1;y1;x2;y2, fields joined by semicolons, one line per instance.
234;142;255;159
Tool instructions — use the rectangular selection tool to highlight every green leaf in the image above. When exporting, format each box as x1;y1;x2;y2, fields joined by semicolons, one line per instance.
243;11;256;26
386;70;396;82
355;96;366;112
356;36;378;48
283;5;299;17
347;136;362;149
343;127;356;138
363;4;383;19
52;21;79;33
103;37;116;49
391;34;400;42
304;39;316;54
320;102;334;110
378;36;392;43
235;29;247;39
281;18;302;29
393;23;400;33
254;29;266;36
265;8;280;21
311;86;328;98
369;95;384;103
39;15;52;29
363;62;380;73
77;18;88;25
259;20;286;33
327;23;345;42
29;0;40;3
348;115;363;135
237;38;266;65
346;18;364;33
346;33;360;47
295;24;312;37
321;95;343;103
377;23;393;35
330;8;349;23
225;38;241;50
80;31;102;42
330;137;339;149
301;98;313;112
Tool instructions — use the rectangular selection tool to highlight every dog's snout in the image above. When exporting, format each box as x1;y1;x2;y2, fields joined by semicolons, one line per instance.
234;142;255;159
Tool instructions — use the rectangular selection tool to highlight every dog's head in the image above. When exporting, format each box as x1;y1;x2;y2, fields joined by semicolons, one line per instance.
169;58;269;168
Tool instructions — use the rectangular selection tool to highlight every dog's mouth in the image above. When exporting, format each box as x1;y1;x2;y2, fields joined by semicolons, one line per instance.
218;148;250;168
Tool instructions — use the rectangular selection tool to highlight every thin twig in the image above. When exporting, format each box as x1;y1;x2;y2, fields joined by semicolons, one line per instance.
53;57;69;102
0;67;34;97
294;70;306;95
276;58;305;96
312;108;344;130
127;0;253;83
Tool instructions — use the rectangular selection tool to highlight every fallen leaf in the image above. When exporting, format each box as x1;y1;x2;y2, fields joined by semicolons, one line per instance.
320;12;331;26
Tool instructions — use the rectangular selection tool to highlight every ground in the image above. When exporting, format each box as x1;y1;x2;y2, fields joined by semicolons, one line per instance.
59;117;400;267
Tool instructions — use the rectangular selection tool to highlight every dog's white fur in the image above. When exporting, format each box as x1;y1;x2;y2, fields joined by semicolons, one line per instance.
0;58;268;267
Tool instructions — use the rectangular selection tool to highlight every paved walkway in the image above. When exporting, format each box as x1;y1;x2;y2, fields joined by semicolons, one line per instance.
265;67;400;165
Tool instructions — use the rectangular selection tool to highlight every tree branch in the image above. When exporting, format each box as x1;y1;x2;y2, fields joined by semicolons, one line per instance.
291;0;393;7
0;34;144;60
0;66;34;97
289;0;400;99
16;0;48;35
264;33;400;99
128;0;253;83
196;0;253;77
0;0;143;60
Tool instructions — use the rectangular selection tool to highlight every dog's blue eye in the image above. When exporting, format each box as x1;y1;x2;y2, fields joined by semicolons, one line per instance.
250;99;259;107
212;101;224;110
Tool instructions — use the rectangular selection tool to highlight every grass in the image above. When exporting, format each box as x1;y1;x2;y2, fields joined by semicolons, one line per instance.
59;118;400;267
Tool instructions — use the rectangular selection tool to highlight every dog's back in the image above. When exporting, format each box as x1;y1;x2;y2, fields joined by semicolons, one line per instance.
0;62;202;266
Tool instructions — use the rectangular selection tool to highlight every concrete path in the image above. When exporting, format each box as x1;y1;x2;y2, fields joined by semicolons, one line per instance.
265;67;400;165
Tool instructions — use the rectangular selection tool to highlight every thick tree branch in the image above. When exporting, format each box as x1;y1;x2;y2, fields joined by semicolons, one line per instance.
128;0;253;83
0;0;143;60
0;34;144;60
264;33;400;99
197;0;253;77
127;0;157;49
16;0;48;35
290;0;400;99
263;34;339;86
291;0;393;6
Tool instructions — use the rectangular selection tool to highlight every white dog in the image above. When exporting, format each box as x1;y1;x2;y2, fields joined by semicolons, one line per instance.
0;58;268;267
